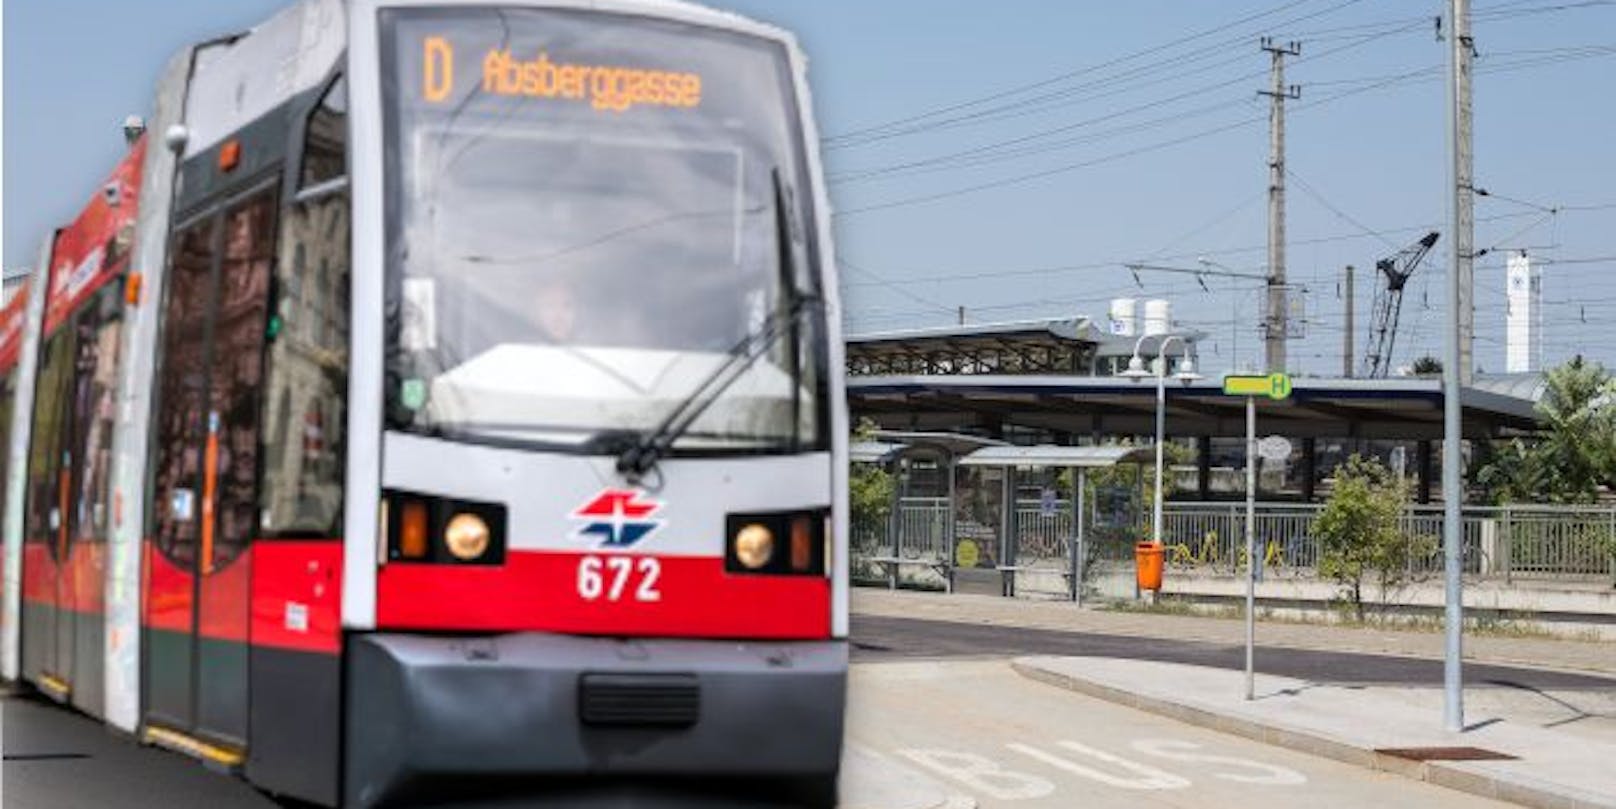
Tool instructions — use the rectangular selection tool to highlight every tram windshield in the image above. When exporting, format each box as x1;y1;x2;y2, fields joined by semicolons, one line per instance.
380;8;826;453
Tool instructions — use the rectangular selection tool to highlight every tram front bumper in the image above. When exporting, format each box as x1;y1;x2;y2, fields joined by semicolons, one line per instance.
343;632;847;807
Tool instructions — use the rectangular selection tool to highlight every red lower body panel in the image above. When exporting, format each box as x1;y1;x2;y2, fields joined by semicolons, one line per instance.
377;550;831;639
143;539;342;654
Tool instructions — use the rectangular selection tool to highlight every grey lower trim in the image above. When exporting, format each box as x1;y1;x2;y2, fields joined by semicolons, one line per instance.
344;633;847;808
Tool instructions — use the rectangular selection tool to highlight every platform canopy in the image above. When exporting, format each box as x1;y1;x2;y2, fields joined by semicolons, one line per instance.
850;375;1539;440
850;441;908;464
958;444;1154;468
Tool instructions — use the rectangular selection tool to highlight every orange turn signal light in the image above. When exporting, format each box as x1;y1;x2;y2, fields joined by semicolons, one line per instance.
219;140;242;173
790;515;813;572
398;500;429;559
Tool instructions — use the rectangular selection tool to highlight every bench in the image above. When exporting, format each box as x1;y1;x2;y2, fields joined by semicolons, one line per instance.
868;556;955;593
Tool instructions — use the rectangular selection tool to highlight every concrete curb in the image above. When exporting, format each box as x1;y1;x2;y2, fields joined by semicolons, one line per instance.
1009;659;1616;809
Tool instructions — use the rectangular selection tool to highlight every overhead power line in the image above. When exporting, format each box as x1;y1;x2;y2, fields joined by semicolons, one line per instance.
823;0;1608;149
1286;168;1401;250
837;204;1607;294
822;0;1339;146
831;40;1615;218
831;16;1423;181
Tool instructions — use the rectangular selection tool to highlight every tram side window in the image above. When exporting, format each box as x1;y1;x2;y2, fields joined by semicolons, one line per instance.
69;287;122;543
261;79;350;538
25;330;75;545
211;190;279;567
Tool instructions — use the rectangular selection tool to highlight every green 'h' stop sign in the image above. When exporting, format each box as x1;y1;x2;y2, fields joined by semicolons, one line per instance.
1222;372;1292;400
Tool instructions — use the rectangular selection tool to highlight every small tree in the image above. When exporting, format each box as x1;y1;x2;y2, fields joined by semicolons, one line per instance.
1316;455;1423;620
849;419;895;546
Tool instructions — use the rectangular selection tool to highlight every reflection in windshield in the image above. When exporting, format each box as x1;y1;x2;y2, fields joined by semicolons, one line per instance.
415;134;751;356
381;8;826;453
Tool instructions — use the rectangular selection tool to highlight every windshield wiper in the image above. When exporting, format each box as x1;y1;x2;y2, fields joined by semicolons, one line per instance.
615;292;820;478
616;169;815;480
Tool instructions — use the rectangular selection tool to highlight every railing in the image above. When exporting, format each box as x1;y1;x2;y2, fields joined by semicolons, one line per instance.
1157;502;1616;580
853;497;1616;585
1012;504;1073;564
894;498;951;560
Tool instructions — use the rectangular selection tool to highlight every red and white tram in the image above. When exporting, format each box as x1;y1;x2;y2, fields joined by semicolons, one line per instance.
0;1;848;805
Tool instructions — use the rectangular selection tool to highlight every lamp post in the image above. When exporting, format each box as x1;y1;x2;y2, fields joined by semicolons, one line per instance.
1119;334;1204;545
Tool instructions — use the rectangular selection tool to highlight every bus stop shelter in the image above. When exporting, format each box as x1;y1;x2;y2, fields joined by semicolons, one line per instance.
956;444;1154;602
857;437;1152;600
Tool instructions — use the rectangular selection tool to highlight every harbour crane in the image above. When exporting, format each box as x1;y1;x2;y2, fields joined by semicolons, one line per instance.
1362;231;1440;378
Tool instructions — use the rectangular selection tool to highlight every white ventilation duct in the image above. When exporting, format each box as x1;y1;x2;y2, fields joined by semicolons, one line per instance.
1143;298;1171;337
1108;298;1138;336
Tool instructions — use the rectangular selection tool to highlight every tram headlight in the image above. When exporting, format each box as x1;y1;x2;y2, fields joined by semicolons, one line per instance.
444;513;492;561
725;509;829;576
733;523;775;569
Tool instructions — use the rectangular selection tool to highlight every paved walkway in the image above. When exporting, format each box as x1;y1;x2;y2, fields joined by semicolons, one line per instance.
853;589;1616;675
1013;656;1616;809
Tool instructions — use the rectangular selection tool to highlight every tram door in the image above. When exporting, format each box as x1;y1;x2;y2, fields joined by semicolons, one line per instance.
145;184;277;749
23;326;77;692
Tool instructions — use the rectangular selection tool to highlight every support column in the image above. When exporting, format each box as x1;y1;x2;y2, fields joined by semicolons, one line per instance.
1197;436;1213;501
1261;38;1302;373
1074;468;1087;605
1302;437;1317;502
887;458;902;591
945;453;957;593
1417;440;1434;504
999;468;1015;598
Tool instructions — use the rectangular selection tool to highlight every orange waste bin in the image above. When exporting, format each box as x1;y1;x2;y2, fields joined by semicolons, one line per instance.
1135;541;1165;591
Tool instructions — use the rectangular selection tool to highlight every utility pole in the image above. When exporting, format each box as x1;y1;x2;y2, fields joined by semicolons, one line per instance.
1442;0;1473;734
1260;38;1301;374
957;305;966;326
1343;265;1355;377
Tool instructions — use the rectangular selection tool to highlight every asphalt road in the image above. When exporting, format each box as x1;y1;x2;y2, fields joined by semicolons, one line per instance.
3;692;279;809
850;613;1616;690
844;659;1514;809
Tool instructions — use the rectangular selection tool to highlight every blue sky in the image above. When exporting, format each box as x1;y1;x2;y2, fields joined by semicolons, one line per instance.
6;0;1614;376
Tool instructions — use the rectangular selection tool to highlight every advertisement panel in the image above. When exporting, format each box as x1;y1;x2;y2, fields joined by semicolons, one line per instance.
0;279;31;370
43;137;147;335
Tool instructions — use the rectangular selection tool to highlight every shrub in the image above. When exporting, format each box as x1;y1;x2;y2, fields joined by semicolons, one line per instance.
1316;455;1422;620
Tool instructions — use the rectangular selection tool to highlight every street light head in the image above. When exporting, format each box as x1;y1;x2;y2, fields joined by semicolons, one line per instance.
1119;354;1151;381
1175;358;1203;383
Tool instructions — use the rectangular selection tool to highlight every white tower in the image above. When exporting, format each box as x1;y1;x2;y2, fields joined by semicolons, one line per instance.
1505;251;1540;373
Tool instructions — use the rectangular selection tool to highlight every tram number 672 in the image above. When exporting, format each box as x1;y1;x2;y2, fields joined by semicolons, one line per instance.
577;556;662;603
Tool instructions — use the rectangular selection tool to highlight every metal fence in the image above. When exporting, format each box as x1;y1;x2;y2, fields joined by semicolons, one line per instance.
1155;502;1616;580
855;497;1616;585
895;498;951;560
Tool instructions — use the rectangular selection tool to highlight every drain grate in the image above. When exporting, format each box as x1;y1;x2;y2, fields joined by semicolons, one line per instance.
1375;746;1518;762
